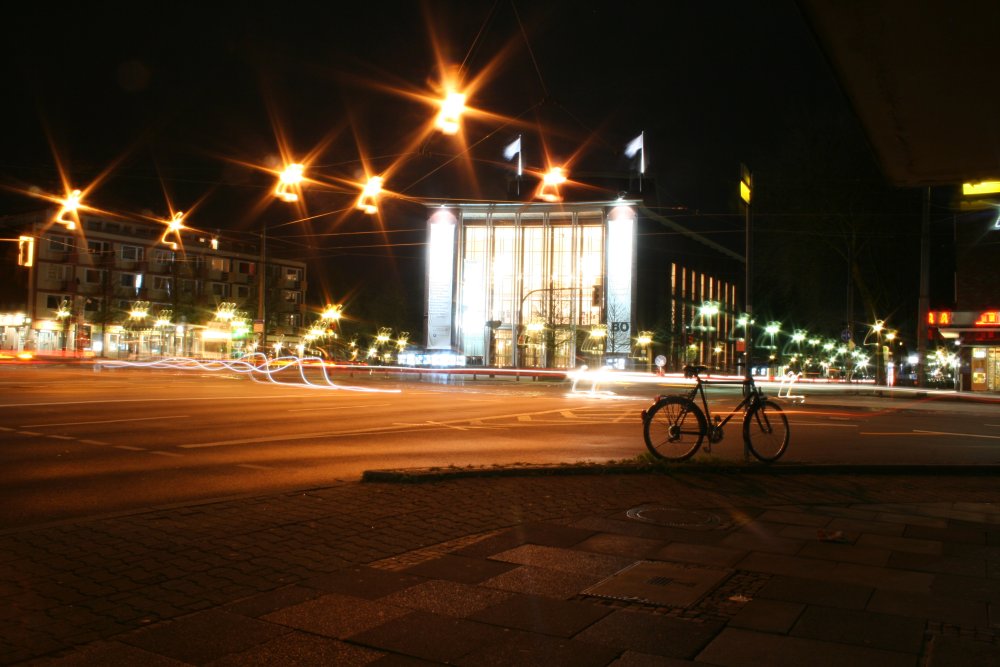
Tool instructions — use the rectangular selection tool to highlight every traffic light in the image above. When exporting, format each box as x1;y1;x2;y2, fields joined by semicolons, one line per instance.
17;235;34;267
591;284;602;307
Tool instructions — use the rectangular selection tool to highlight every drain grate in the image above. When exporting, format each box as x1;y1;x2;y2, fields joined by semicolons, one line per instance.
626;505;724;529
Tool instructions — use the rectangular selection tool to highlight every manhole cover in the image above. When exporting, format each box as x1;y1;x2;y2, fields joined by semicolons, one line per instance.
584;560;731;608
626;505;722;529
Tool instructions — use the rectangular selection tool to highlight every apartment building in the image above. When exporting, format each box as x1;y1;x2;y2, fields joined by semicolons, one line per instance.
1;210;307;358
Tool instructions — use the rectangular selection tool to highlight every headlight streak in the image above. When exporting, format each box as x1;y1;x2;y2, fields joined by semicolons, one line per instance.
96;354;400;394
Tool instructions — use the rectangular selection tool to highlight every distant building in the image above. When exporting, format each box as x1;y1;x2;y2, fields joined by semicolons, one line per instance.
0;210;306;358
927;203;1000;391
423;199;742;371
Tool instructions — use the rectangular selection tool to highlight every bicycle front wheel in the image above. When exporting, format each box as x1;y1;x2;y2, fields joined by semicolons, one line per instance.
643;397;707;461
743;398;790;462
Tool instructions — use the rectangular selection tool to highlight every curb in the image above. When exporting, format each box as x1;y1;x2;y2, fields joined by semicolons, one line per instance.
361;462;1000;483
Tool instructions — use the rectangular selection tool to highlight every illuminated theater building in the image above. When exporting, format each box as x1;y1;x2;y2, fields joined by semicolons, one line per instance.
424;199;742;370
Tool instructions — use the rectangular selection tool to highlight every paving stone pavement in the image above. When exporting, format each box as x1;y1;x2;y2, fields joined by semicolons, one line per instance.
2;469;1000;665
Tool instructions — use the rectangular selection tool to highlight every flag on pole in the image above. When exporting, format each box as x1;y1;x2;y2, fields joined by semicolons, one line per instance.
625;131;645;174
503;135;522;176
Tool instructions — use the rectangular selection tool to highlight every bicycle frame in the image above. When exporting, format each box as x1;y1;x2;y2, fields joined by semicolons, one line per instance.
680;372;762;440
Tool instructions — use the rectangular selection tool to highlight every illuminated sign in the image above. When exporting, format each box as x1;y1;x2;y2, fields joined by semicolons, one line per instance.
975;311;1000;326
928;311;952;325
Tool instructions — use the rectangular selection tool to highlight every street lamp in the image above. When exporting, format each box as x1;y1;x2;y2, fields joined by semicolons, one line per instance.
128;301;149;358
435;91;466;135
54;189;82;230
357;176;383;214
275;163;305;203
636;330;653;372
764;321;781;376
698;301;720;368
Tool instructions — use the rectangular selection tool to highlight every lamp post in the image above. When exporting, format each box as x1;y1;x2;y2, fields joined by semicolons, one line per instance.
764;321;781;377
698;301;719;368
128;301;149;358
740;164;753;383
55;300;71;353
636;331;653;372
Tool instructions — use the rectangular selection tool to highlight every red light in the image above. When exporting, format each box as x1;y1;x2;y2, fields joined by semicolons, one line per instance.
975;311;1000;326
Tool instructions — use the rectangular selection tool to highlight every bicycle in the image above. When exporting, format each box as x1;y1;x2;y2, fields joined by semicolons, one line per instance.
641;364;790;463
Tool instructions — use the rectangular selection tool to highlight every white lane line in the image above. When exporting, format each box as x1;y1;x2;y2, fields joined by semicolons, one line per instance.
0;394;317;409
48;435;75;440
17;431;44;436
179;406;596;449
236;463;270;470
791;422;858;427
22;415;190;428
287;403;391;412
913;429;1000;440
115;445;145;451
80;439;110;446
149;451;183;457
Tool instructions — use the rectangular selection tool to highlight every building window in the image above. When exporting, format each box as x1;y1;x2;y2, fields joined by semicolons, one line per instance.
84;269;104;284
181;279;196;295
209;257;230;272
151;249;174;264
235;285;251;299
46;295;71;310
48;236;72;253
237;261;255;275
121;245;143;261
120;273;138;289
152;276;172;294
284;267;302;282
211;282;229;297
46;264;72;282
84;298;101;312
88;240;112;255
282;289;301;304
283;313;301;328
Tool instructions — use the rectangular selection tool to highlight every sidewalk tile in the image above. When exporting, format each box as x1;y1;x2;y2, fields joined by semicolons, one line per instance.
827;518;906;537
925;634;1000;666
300;566;425;599
736;551;837;580
696;627;916;667
575;608;723;659
458;629;622;666
823;562;934;593
904;523;987;545
120;608;290;664
379;579;512;617
758;575;873;610
653;542;746;568
930;572;1000;603
797;541;890;567
858;533;943;556
402;554;519;584
608;650;696;666
469;593;612;637
346;610;509;663
876;512;949;529
37;640;191;666
867;589;990;627
222;584;323;618
205;630;384;666
490;544;634;577
758;509;833;527
574;533;665;559
721;529;804;555
261;592;410;639
729;598;805;634
480;565;604;600
888;551;985;577
789;605;925;654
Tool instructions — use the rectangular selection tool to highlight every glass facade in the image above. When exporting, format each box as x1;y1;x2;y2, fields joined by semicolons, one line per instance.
428;202;635;369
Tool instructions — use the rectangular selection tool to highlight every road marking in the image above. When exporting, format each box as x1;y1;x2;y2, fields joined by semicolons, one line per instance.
518;415;531;422
22;415;190;428
79;439;110;446
0;394;316;409
115;445;145;451
179;405;617;449
149;450;183;457
48;435;75;440
17;431;43;436
913;429;1000;440
236;463;270;469
287;403;391;412
791;422;858;427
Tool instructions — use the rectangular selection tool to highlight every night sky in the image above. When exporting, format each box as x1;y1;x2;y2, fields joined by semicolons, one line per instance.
1;1;931;339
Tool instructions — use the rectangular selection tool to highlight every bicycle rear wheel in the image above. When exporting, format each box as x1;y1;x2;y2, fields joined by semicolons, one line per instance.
643;397;707;461
743;398;790;462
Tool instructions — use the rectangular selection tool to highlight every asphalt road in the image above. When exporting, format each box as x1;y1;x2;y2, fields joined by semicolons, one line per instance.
0;363;998;529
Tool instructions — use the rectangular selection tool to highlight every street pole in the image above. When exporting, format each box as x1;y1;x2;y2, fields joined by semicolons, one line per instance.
741;164;752;383
916;187;931;386
257;229;267;353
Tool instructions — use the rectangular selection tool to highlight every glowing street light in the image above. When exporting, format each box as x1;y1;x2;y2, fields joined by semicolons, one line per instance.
537;167;567;202
160;211;186;249
435;91;466;135
320;304;343;323
275;163;305;202
357;176;383;214
54;189;82;230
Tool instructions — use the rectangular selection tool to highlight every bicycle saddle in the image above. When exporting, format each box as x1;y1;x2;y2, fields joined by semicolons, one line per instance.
683;365;709;378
